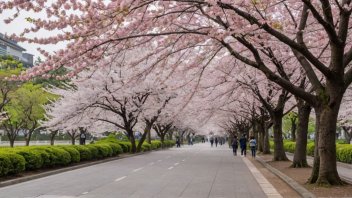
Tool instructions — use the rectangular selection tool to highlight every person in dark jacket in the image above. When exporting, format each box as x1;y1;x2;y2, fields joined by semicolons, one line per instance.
239;134;247;156
231;135;238;156
215;137;218;147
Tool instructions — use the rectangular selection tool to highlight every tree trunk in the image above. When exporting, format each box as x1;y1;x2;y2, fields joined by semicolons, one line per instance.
130;136;137;153
272;112;288;161
161;134;165;148
147;128;151;144
71;137;76;145
291;102;311;168
308;108;321;184
137;125;150;152
258;121;265;153
50;133;56;145
263;122;271;154
9;138;15;147
315;103;342;185
25;135;31;146
291;118;297;142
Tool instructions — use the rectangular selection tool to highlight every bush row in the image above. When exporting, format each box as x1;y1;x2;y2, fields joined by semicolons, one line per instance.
270;140;352;164
0;138;176;177
0;142;122;177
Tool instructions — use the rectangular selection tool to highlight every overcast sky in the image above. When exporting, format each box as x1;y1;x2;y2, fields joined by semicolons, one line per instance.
1;10;66;61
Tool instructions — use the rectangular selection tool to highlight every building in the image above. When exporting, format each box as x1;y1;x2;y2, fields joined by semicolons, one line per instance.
0;33;34;67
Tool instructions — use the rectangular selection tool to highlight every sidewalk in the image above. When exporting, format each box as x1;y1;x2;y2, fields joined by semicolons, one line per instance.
285;153;352;183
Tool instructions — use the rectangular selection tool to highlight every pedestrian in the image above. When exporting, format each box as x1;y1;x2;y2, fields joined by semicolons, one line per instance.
80;133;86;145
249;136;257;158
215;137;218;147
239;134;247;156
210;137;214;147
176;137;181;148
231;135;238;156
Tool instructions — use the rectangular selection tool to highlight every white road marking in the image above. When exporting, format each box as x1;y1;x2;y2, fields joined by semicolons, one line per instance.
242;158;282;197
168;166;174;170
158;159;162;162
174;163;179;166
115;176;127;182
182;159;186;162
82;192;89;195
133;167;143;172
149;162;155;165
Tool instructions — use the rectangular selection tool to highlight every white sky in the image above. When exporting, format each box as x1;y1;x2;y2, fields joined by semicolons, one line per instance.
0;10;66;61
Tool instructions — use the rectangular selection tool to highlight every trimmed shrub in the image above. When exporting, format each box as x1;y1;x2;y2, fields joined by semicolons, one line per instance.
14;149;43;170
306;142;315;156
57;146;80;163
86;145;99;159
5;153;26;174
0;153;11;176
142;142;151;151
41;147;71;166
336;144;352;163
284;142;296;153
103;143;122;156
151;140;162;149
118;142;131;153
163;140;176;147
73;145;92;161
92;144;112;158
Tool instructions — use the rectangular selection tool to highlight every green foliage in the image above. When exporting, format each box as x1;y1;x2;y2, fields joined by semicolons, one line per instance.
0;152;25;175
336;139;348;144
72;145;92;161
0;137;174;178
117;142;132;153
57;146;80;163
85;145;99;159
2;83;57;135
0;55;23;70
92;144;112;158
14;149;43;170
141;142;151;151
0;153;11;176
151;140;162;149
277;140;352;164
163;140;176;147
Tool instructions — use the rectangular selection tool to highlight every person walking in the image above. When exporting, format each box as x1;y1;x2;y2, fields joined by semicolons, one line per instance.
231;135;238;156
249;136;257;158
176;137;181;148
215;137;218;147
239;134;247;156
210;137;214;147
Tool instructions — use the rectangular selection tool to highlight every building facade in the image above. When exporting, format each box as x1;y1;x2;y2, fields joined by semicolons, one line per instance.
0;33;34;67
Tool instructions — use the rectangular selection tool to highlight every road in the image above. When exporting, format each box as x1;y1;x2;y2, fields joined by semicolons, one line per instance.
0;144;281;198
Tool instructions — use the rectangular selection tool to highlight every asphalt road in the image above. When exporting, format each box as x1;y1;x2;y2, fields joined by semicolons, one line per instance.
0;144;277;198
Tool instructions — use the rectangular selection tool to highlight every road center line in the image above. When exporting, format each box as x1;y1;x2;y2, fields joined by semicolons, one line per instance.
174;163;179;166
115;176;127;182
149;162;155;165
81;192;89;195
133;167;143;172
168;166;174;170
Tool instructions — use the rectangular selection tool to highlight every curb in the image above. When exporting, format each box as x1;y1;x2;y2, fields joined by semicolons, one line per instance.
256;156;316;198
0;149;163;188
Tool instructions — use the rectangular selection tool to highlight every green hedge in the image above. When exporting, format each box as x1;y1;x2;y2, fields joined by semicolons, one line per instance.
0;138;175;178
271;140;352;164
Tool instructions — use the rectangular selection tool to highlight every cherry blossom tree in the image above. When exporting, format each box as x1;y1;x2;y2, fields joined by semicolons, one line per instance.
4;0;352;185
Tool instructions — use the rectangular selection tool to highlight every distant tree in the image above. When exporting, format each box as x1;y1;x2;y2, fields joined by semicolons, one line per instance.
1;83;56;146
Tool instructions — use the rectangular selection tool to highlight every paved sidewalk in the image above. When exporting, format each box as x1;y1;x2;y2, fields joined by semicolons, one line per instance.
286;153;352;183
0;144;282;198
